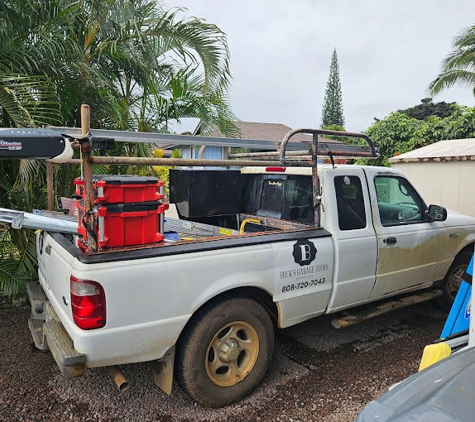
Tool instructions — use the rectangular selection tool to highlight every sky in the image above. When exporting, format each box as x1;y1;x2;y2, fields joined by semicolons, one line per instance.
162;1;475;133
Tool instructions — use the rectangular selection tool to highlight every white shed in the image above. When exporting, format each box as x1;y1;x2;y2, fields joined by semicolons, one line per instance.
389;138;475;217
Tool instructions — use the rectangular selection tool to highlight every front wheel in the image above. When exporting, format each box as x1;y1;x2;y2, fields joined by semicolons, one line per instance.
438;251;472;311
175;296;275;407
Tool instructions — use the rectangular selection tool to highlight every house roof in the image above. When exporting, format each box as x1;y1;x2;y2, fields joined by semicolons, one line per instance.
389;138;475;163
196;121;313;144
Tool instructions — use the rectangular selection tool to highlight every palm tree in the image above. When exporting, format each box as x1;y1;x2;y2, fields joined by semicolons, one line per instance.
0;0;64;127
0;0;238;298
1;0;239;184
429;24;475;97
1;0;237;130
2;0;239;178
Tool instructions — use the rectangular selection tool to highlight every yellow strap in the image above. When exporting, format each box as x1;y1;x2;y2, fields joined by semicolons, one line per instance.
239;218;261;234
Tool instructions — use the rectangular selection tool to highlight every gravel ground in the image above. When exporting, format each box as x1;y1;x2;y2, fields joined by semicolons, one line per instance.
0;302;447;422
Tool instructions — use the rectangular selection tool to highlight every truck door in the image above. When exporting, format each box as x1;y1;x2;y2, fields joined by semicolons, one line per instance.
369;173;446;297
325;168;378;310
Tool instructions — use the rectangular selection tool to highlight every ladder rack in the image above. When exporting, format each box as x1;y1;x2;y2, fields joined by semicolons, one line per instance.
0;115;379;242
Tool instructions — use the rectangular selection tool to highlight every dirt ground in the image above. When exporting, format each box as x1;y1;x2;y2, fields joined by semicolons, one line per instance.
0;302;446;421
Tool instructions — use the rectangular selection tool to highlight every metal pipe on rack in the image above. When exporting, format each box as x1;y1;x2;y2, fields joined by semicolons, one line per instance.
311;132;321;227
80;105;98;252
46;160;54;211
61;157;314;167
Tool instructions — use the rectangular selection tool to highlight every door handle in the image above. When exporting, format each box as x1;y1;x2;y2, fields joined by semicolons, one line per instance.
383;237;397;245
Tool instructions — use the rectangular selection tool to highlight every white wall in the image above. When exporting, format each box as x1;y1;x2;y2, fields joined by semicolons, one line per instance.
391;161;475;218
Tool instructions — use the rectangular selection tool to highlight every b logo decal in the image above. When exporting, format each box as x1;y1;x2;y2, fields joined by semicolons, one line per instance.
292;240;317;266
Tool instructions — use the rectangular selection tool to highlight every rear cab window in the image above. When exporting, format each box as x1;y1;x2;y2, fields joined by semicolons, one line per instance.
334;175;367;231
241;174;314;225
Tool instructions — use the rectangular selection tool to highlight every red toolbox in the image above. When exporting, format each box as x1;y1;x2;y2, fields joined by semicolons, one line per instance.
75;175;164;204
77;201;168;251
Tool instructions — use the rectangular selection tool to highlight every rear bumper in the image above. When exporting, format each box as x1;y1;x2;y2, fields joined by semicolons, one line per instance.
27;281;86;378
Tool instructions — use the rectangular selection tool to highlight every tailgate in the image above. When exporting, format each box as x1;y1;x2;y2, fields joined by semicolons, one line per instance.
36;230;77;327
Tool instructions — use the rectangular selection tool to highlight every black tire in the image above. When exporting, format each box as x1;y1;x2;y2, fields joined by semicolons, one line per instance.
437;251;472;311
175;296;275;407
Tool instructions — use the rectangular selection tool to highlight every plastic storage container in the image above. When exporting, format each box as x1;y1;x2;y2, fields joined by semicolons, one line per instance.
75;175;164;204
77;201;168;252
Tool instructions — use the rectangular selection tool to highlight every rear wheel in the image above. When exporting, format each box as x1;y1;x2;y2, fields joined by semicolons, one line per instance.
176;296;274;407
438;251;472;311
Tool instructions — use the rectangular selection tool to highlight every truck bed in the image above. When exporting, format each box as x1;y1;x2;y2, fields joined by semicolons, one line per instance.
51;215;329;264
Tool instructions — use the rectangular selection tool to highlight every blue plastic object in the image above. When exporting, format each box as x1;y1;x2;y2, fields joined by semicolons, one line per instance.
440;255;473;339
164;231;180;241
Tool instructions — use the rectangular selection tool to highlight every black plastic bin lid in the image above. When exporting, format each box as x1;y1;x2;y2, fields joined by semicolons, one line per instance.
92;175;159;185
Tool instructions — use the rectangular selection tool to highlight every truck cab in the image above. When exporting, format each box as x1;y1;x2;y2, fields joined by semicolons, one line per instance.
238;164;475;313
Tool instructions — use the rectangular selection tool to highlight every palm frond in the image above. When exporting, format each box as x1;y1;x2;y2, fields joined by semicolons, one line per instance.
429;24;475;97
0;74;62;126
0;228;37;298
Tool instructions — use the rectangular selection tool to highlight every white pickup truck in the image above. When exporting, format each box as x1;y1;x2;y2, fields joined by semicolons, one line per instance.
26;129;475;407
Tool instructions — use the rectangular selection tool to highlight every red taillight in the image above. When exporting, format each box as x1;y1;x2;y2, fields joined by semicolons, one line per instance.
265;167;286;172
70;276;106;330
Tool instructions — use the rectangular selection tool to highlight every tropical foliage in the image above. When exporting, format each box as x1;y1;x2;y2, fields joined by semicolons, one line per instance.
0;0;237;299
0;157;46;297
360;104;475;166
1;0;237;131
429;24;475;97
398;98;456;120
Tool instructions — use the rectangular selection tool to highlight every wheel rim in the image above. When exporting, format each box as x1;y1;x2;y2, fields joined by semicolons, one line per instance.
205;321;259;387
447;264;467;301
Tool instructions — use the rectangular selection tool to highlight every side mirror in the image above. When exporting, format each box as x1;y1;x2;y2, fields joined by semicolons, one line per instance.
427;204;447;222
